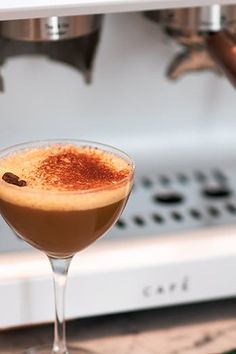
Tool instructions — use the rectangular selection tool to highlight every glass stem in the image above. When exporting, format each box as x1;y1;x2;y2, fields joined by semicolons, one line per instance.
49;257;73;354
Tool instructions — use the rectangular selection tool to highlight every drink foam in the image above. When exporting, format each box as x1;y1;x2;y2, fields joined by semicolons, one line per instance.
0;144;133;211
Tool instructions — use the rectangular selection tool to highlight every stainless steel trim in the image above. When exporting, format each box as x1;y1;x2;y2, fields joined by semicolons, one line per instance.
161;6;227;33
0;15;102;41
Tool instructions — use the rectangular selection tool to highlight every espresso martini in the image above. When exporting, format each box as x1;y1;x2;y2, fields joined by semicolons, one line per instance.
0;143;133;258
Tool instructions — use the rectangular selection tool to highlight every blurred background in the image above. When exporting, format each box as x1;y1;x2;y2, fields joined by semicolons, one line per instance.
1;12;236;353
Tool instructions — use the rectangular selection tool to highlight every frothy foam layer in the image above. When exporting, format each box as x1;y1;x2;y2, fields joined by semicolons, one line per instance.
0;144;133;210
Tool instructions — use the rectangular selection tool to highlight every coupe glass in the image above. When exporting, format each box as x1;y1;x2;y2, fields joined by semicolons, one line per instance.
0;139;134;354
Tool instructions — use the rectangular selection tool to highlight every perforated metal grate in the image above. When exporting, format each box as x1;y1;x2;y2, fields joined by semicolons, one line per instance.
109;166;236;240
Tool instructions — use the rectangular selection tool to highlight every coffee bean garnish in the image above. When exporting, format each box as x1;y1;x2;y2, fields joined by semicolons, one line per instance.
2;172;27;187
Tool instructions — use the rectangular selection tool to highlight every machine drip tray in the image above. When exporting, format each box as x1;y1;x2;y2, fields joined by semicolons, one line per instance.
112;165;236;239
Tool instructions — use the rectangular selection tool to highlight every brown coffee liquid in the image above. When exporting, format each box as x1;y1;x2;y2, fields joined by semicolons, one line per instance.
0;196;128;258
0;144;133;257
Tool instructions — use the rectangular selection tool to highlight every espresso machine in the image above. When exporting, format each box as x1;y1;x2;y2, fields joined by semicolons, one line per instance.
0;15;103;91
2;0;236;329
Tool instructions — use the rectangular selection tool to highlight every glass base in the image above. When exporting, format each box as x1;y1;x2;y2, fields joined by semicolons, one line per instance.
23;345;98;354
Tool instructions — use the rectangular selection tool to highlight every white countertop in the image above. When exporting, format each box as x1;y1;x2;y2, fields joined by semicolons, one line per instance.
1;0;236;21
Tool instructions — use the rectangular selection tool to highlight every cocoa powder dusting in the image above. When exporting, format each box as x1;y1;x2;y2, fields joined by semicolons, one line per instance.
36;148;130;191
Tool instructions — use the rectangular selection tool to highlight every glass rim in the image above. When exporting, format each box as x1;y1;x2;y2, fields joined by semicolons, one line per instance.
0;138;135;195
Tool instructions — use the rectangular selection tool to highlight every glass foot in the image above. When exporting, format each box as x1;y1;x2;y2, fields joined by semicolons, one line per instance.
23;345;98;354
